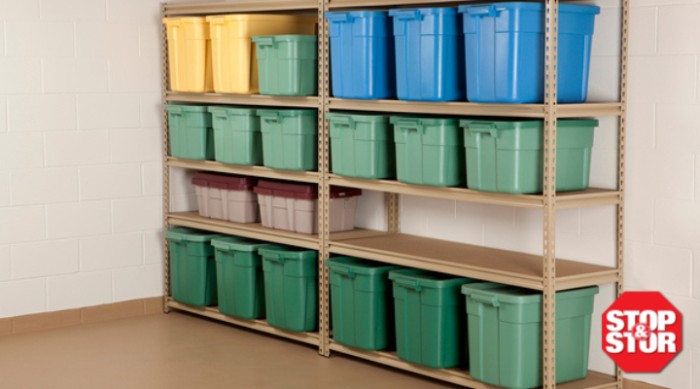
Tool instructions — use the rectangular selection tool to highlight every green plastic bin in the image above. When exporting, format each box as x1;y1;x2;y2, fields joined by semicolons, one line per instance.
327;112;395;179
259;246;318;332
209;106;262;166
212;238;282;319
462;283;599;389
327;257;401;350
460;119;598;194
391;116;465;187
166;104;214;160
165;227;225;307
257;109;318;171
253;35;318;97
389;269;474;368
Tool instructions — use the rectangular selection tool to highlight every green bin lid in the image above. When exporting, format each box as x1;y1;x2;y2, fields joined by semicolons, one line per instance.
165;104;209;113
326;256;400;275
212;238;284;253
461;282;599;304
258;246;318;261
164;227;222;243
325;112;390;124
459;118;599;130
256;109;317;118
208;106;257;116
389;116;458;126
252;34;317;43
388;268;474;289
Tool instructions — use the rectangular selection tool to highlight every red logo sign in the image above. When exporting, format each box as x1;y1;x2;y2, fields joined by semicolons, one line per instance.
602;291;683;372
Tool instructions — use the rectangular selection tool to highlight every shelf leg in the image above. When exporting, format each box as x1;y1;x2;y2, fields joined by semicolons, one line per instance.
542;0;559;388
318;0;331;358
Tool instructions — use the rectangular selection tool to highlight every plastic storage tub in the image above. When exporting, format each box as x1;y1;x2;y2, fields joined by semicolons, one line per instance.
162;17;213;93
192;173;258;223
460;119;597;194
257;109;318;171
165;227;225;307
207;14;316;94
327;112;395;179
212;237;281;319
389;269;474;368
259;246;318;332
252;35;317;96
166;104;214;160
459;3;600;103
391;116;465;187
462;283;599;388
326;11;394;99
327;257;400;350
209;106;262;166
389;8;464;102
254;180;361;234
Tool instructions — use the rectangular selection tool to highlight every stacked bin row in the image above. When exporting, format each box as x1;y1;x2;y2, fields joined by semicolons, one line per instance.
326;257;600;388
327;112;598;194
165;229;599;388
166;104;317;171
165;228;318;332
326;3;600;103
163;14;317;96
190;173;361;234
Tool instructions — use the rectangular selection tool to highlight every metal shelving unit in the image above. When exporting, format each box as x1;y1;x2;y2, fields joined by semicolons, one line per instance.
160;0;628;387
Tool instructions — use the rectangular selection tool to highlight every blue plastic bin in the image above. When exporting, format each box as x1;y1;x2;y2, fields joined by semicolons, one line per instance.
326;11;394;100
389;7;464;102
459;2;600;103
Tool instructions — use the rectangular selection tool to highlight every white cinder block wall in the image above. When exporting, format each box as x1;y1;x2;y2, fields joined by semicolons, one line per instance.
0;0;698;387
0;0;166;317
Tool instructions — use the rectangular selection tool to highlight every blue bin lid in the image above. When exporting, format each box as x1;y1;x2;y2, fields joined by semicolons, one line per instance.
325;10;388;21
388;7;458;17
458;2;600;16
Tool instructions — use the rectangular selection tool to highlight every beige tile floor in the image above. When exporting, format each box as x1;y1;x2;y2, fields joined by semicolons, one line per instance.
0;312;453;389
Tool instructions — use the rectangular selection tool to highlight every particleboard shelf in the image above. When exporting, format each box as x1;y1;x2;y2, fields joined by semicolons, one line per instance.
168;212;320;249
167;158;320;184
328;98;623;118
329;175;621;209
166;92;319;108
167;299;320;346
163;1;319;15
168;211;388;250
329;233;619;291
329;342;618;389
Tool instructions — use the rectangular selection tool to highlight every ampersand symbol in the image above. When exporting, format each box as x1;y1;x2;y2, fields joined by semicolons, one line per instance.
634;323;649;340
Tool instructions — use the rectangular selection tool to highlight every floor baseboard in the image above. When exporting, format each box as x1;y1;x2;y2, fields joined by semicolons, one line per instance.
0;297;164;337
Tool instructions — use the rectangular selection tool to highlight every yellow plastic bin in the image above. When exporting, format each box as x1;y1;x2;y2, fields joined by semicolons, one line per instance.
162;17;214;93
207;14;317;94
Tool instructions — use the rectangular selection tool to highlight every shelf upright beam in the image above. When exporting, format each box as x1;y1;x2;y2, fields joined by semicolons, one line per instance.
160;4;172;314
615;0;630;387
542;0;559;387
318;0;332;357
386;193;399;233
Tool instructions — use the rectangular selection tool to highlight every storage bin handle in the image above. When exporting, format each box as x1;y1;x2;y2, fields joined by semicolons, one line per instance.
332;116;354;128
469;292;500;307
395;119;424;134
263;252;283;262
166;235;184;243
327;13;353;23
261;112;280;123
335;267;356;279
254;36;276;47
393;9;423;21
467;122;500;138
167;106;183;115
467;5;501;18
394;277;422;292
